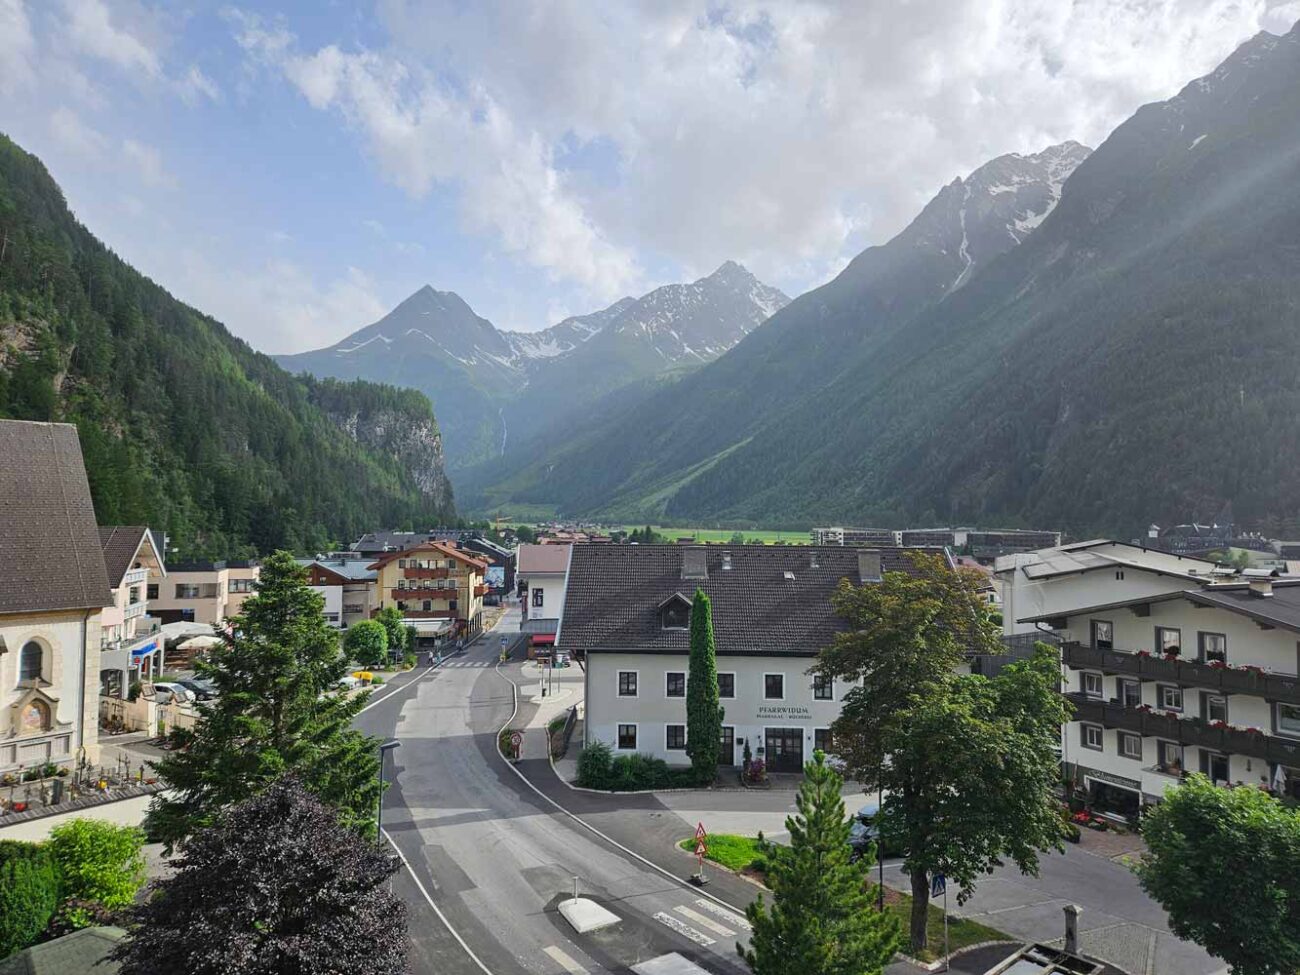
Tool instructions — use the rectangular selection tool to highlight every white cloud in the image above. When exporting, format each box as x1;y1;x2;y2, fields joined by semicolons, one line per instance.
49;107;108;157
121;138;176;188
61;0;161;77
362;0;1288;296
0;0;35;95
178;64;220;104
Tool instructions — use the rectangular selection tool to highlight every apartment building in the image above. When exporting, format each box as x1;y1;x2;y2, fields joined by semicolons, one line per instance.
0;421;112;773
809;527;900;546
368;541;487;645
1047;576;1300;814
97;526;167;695
150;560;260;626
299;558;377;629
562;544;942;769
518;543;571;654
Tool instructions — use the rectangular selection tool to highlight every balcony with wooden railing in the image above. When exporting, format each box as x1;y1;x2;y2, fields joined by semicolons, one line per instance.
392;588;458;601
399;609;455;620
1062;642;1300;705
403;566;450;581
1066;692;1300;765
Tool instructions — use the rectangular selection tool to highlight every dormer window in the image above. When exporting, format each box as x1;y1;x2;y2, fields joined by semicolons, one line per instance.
658;592;693;630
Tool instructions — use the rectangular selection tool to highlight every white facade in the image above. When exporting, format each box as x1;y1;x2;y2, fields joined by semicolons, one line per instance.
585;651;853;770
525;573;567;622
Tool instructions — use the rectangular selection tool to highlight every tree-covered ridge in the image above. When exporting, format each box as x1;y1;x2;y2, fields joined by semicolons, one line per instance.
0;133;453;559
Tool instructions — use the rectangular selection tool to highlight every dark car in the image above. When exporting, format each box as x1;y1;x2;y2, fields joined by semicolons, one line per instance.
178;678;219;701
848;800;905;861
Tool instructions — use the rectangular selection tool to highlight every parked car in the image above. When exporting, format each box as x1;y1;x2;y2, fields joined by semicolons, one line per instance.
152;682;195;705
335;675;362;691
177;678;219;701
848;800;906;861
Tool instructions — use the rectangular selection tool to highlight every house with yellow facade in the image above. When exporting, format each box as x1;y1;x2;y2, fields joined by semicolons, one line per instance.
368;541;488;646
0;421;112;774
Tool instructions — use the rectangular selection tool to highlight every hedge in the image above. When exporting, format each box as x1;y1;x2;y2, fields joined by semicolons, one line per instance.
576;741;705;791
0;840;59;958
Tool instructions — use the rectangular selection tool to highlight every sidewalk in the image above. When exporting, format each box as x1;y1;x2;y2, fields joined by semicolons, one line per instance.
498;656;584;761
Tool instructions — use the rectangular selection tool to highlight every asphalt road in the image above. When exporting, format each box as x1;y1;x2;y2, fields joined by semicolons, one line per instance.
356;608;756;975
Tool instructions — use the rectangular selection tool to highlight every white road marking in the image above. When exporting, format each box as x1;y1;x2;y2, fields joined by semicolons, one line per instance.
542;944;588;974
672;904;733;936
382;828;493;974
633;954;713;975
653;912;716;947
694;898;751;931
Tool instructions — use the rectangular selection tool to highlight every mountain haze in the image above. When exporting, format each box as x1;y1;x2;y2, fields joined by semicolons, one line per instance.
277;262;789;468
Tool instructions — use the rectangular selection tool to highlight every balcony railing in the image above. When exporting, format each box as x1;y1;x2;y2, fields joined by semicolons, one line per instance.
123;568;148;585
392;588;456;601
1067;692;1300;764
399;609;455;620
1063;642;1300;705
403;566;450;581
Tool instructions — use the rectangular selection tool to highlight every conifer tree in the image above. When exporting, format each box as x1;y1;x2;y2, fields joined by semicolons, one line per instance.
686;588;723;782
740;751;900;975
145;552;381;850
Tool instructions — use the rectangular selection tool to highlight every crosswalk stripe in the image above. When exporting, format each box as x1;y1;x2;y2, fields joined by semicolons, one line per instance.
672;904;733;936
633;953;714;975
542;944;588;974
693;898;751;931
652;911;715;947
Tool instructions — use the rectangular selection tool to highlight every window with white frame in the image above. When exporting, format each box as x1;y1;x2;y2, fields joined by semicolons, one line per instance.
1156;626;1182;656
1277;703;1300;738
1118;679;1141;708
532;588;544;608
618;671;638;697
19;641;44;683
617;724;637;749
764;674;784;700
666;724;686;750
813;674;833;700
1158;684;1183;712
717;673;735;699
1199;632;1227;664
814;728;833;753
1091;619;1113;650
1118;732;1142;760
1204;693;1228;724
1082;672;1103;698
665;672;686;698
1081;723;1103;751
1158;740;1183;773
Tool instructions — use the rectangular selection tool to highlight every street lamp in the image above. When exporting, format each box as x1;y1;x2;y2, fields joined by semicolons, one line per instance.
376;738;401;847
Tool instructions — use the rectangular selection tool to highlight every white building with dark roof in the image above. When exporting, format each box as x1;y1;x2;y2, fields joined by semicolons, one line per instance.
560;544;943;771
0;421;112;773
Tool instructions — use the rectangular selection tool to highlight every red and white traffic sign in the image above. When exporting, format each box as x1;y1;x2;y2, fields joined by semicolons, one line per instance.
695;840;707;856
510;731;523;748
695;821;707;841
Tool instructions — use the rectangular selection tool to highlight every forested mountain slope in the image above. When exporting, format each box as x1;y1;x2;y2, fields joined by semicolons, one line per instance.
0;134;454;559
459;143;1091;519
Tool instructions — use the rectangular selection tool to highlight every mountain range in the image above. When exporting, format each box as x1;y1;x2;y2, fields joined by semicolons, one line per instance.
0;134;454;559
459;23;1300;537
276;262;789;468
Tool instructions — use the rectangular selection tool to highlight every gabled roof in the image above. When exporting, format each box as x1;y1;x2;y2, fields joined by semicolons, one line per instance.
518;543;571;574
98;525;166;587
559;545;935;656
295;558;377;582
366;539;489;572
0;421;112;614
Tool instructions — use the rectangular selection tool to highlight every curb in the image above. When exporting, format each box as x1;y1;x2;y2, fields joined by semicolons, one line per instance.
894;940;1021;972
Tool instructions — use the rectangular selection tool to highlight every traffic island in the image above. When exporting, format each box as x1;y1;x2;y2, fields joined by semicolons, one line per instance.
558;897;620;933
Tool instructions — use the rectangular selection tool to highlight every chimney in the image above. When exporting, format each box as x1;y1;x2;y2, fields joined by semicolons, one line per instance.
809;550;819;570
1063;904;1081;955
682;546;709;581
721;551;733;571
857;549;882;583
1250;578;1274;598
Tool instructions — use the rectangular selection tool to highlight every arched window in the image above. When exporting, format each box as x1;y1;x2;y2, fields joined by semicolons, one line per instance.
19;641;43;683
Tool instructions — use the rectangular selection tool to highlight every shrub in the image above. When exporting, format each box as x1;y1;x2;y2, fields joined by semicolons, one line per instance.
611;753;669;791
47;819;146;927
576;741;614;788
344;620;389;669
402;653;417;670
0;840;59;957
371;676;385;686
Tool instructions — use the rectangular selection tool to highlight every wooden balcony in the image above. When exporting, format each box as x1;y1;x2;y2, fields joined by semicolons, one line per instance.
474;584;488;597
1066;692;1300;763
1062;642;1300;705
399;609;455;620
403;566;450;581
392;588;456;601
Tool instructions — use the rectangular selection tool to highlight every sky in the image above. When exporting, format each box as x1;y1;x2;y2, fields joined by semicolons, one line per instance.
2;1;1298;354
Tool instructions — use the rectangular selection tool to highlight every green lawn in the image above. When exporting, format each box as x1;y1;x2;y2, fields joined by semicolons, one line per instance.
677;834;766;871
678;834;1008;964
618;526;808;545
882;887;1007;963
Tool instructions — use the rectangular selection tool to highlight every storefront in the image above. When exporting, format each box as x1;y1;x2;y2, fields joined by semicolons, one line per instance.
1080;768;1143;818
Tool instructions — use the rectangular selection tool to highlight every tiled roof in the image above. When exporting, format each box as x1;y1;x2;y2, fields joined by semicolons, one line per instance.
296;558;377;581
0;421;112;614
366;539;489;572
559;545;939;656
518;543;570;574
98;526;155;587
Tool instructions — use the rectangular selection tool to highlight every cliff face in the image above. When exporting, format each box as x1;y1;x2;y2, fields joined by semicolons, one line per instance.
326;405;454;511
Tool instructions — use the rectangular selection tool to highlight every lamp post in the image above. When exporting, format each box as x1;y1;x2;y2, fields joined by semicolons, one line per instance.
376;738;401;847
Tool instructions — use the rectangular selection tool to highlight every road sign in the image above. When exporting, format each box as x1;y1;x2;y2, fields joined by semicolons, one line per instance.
695;821;707;841
694;840;708;857
931;873;946;898
501;635;508;646
510;731;523;758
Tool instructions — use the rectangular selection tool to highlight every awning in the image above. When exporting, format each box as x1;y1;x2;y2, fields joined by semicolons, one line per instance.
129;640;159;659
410;620;452;635
178;635;224;650
530;633;556;646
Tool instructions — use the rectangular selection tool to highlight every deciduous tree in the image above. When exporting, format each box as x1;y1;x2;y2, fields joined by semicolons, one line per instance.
686;588;723;782
145;552;381;850
46;819;145;928
345;619;389;668
818;553;1067;953
114;777;407;975
740;751;900;975
1135;774;1300;975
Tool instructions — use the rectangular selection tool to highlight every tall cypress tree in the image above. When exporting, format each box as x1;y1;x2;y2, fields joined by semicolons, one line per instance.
145;552;381;850
740;752;900;975
686;587;723;783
